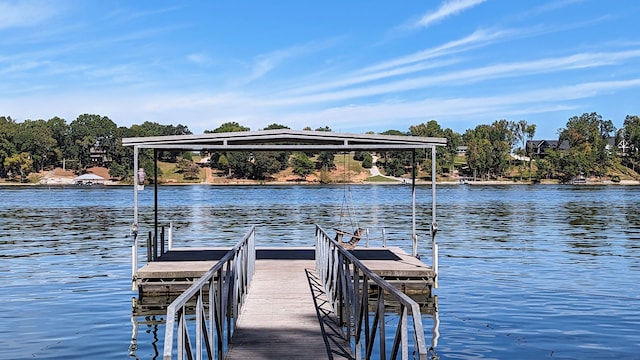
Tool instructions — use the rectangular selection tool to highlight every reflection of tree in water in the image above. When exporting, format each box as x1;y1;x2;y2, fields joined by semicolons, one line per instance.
563;201;613;255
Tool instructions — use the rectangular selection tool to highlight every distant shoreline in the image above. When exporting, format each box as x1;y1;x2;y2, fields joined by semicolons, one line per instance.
2;179;639;187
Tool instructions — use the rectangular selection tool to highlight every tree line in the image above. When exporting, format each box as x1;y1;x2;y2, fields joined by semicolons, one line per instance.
1;112;639;183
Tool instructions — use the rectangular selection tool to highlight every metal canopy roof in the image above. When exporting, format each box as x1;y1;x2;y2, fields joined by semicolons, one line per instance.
122;129;446;151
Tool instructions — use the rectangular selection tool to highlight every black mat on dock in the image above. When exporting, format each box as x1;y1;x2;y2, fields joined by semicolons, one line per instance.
157;249;229;261
155;248;401;262
256;249;315;260
350;249;401;261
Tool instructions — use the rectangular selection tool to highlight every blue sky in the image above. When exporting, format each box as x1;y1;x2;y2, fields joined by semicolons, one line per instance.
1;0;639;139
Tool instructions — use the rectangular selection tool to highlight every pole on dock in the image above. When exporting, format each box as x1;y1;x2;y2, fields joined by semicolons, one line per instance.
132;146;139;290
153;149;158;252
411;149;417;257
431;146;439;289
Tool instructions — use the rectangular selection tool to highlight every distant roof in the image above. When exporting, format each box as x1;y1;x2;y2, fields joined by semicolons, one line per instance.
75;173;105;181
122;129;446;151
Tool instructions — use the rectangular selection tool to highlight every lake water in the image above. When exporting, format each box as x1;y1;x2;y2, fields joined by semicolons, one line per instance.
0;184;639;359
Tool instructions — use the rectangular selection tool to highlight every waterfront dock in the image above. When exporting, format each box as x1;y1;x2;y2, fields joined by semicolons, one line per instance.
123;130;444;359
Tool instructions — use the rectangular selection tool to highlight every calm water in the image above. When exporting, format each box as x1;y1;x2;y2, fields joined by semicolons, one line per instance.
0;184;639;359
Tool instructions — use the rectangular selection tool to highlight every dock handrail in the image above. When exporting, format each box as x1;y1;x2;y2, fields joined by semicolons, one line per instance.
163;226;256;360
315;225;428;360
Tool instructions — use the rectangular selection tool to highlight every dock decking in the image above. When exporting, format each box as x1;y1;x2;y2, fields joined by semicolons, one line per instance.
134;247;435;296
225;259;352;359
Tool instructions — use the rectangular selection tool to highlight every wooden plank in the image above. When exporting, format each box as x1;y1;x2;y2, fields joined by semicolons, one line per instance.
226;260;352;360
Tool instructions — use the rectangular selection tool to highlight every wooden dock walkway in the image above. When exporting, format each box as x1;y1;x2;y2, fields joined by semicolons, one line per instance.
225;259;353;360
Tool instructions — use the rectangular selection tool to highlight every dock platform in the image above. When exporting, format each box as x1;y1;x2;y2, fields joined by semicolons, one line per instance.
134;247;435;296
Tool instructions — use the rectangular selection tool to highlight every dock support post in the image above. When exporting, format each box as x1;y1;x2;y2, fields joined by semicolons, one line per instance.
431;146;439;288
382;227;386;247
411;149;417;257
153;149;158;253
168;221;173;250
132;146;139;288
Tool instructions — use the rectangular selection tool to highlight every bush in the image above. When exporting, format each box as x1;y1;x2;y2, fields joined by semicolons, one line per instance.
362;154;373;168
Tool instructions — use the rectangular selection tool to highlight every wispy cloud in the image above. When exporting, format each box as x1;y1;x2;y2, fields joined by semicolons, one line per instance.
187;53;211;65
361;28;513;75
267;49;640;106
263;78;640;131
244;38;340;83
0;1;58;29
413;0;487;29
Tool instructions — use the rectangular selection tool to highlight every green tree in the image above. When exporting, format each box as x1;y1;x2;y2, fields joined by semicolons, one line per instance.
226;151;282;180
558;112;615;178
176;158;200;180
361;153;373;169
443;128;462;175
0;116;18;178
410;120;460;176
15;119;57;172
205;122;250;133
68;114;117;169
3;152;33;182
380;129;407;136
290;152;314;180
316;151;335;170
108;126;134;181
264;123;289;130
621;115;640;171
217;154;230;176
463;120;512;180
511;120;536;180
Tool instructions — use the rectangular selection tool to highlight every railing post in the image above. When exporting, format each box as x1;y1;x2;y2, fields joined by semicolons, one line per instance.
168;221;173;250
382;227;386;247
147;231;152;262
160;226;165;255
365;228;370;248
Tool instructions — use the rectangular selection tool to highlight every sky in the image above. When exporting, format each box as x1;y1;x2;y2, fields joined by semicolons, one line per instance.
1;0;639;139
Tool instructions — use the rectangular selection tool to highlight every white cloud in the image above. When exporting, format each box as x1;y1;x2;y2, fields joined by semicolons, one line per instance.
244;38;340;83
0;1;58;29
187;53;210;65
261;49;640;107
414;0;487;29
359;28;513;75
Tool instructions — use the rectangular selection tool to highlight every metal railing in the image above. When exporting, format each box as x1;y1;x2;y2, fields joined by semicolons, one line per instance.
163;226;256;360
315;225;428;360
